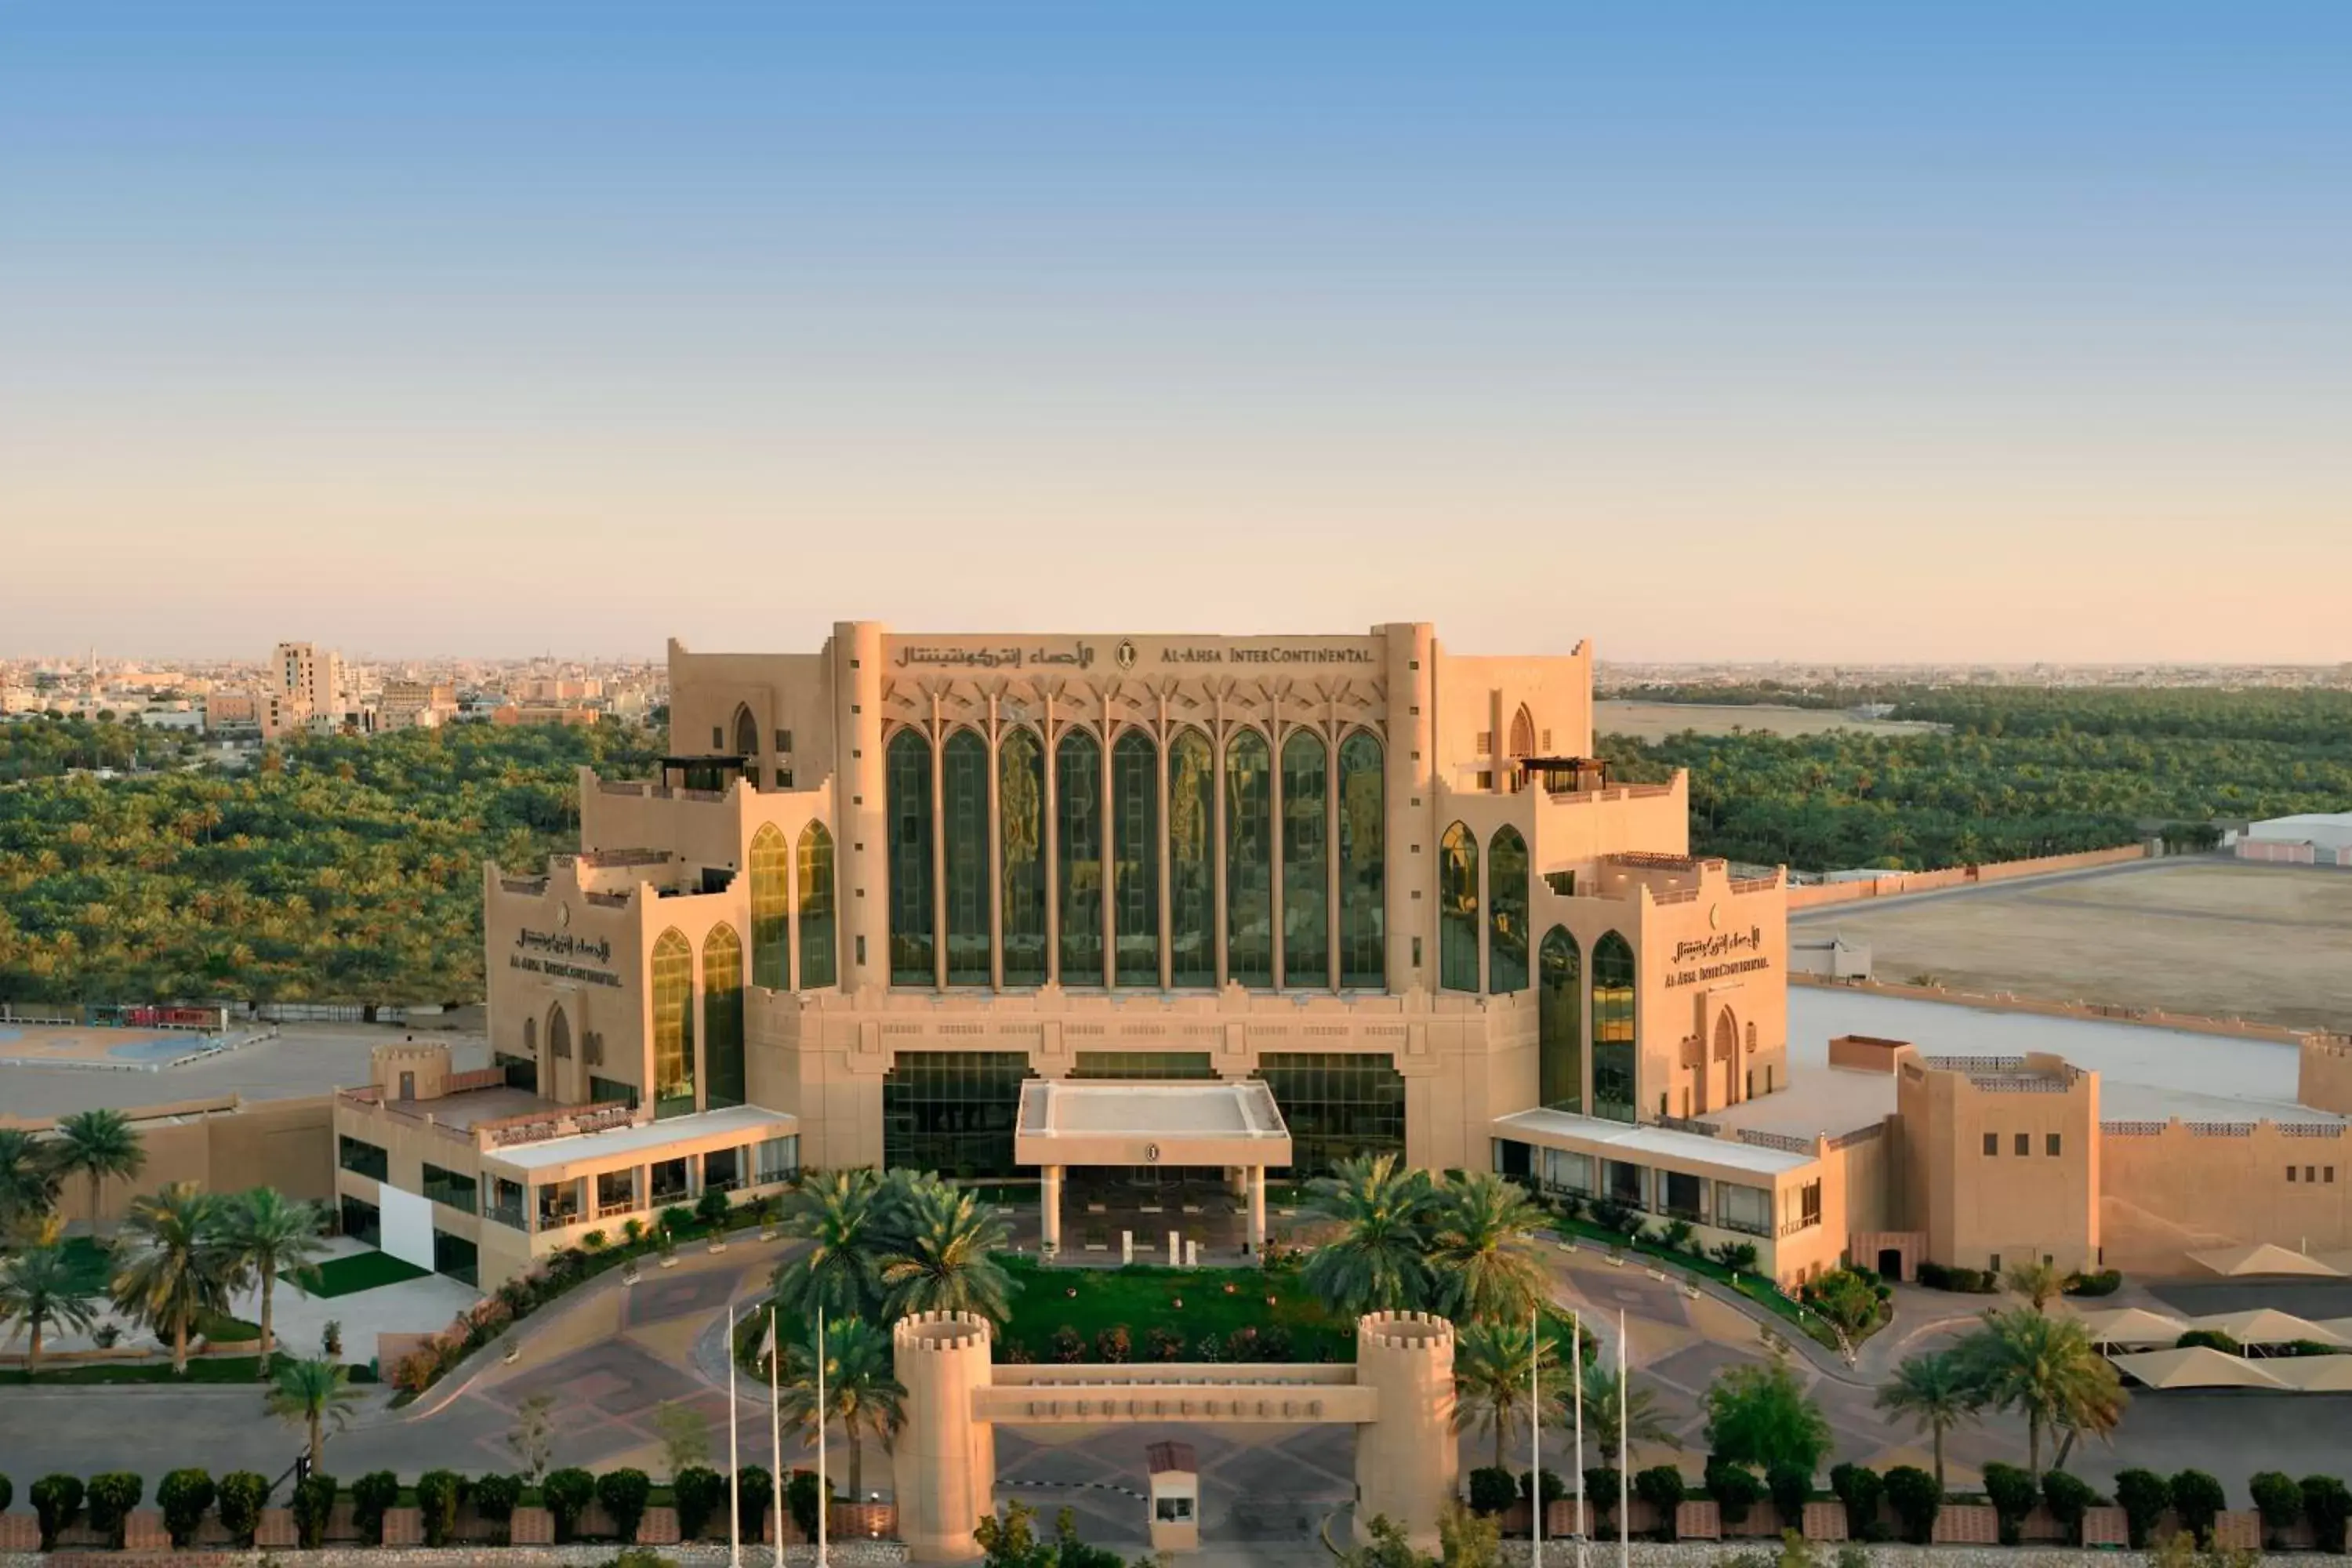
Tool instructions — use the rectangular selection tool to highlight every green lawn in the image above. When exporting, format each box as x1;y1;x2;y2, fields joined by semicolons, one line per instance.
295;1249;431;1298
993;1257;1352;1362
0;1352;294;1385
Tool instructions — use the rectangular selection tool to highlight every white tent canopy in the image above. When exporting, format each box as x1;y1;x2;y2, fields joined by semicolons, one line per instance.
2186;1243;2347;1279
2189;1308;2352;1348
2073;1307;2188;1348
2109;1347;2292;1390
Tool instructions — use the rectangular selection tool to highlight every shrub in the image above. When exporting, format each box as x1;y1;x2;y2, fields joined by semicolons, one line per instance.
1980;1462;2036;1545
1829;1463;1885;1541
1094;1324;1132;1363
2042;1470;2095;1544
1468;1466;1518;1516
1225;1326;1262;1361
31;1474;85;1552
85;1472;144;1549
583;1228;609;1250
1584;1467;1622;1529
1705;1457;1763;1525
2249;1472;2302;1548
2170;1469;2227;1548
2301;1475;2352;1554
1635;1466;1687;1541
673;1465;726;1539
351;1469;401;1543
622;1218;646;1246
2063;1268;2123;1296
660;1203;696;1236
472;1472;523;1539
543;1467;597;1542
1588;1198;1635;1233
1711;1241;1760;1272
155;1471;214;1548
786;1468;836;1542
1882;1465;1940;1546
1051;1325;1085;1363
2114;1469;2171;1549
1767;1462;1813;1530
216;1471;270;1548
1661;1219;1696;1253
598;1468;654;1543
1258;1323;1294;1359
1146;1325;1185;1361
734;1465;775;1541
696;1187;733;1229
1193;1331;1225;1361
292;1472;339;1550
1523;1468;1569;1504
2175;1328;2241;1354
412;1468;465;1548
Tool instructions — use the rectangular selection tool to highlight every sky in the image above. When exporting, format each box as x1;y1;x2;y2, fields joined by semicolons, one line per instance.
2;2;2347;664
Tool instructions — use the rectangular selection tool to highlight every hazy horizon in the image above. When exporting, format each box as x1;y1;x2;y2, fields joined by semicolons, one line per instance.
5;4;2347;664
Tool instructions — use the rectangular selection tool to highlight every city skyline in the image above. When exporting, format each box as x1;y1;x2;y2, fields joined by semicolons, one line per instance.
4;2;2347;662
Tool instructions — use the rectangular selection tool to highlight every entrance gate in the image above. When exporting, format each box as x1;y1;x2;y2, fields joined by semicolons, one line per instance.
892;1310;1459;1562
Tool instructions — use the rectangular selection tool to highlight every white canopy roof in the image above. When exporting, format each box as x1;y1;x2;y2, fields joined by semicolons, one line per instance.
2186;1242;2347;1279
2109;1347;2291;1390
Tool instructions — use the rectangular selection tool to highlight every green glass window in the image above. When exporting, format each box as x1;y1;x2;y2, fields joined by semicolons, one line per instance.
1167;728;1216;987
1336;731;1385;989
1057;728;1105;983
590;1075;640;1111
1000;728;1048;987
1488;826;1530;994
1280;730;1330;989
337;1134;387;1181
881;1051;1037;1178
1225;728;1273;987
421;1162;476;1214
1112;730;1160;985
703;922;745;1109
650;927;695;1118
431;1229;479;1287
797;822;837;988
942;729;991;985
1592;930;1637;1123
1071;1051;1218;1079
1538;926;1584;1112
1251;1052;1406;1176
886;729;935;985
749;823;790;989
1438;821;1480;992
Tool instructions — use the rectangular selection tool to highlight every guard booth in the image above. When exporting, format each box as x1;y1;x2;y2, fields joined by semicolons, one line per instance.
1147;1442;1200;1552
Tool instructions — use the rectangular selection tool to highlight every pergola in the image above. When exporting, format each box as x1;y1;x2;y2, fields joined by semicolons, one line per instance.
1014;1080;1293;1258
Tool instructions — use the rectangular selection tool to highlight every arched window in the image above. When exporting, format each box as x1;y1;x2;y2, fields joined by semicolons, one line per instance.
999;728;1047;987
1591;931;1637;1123
1487;826;1530;993
885;730;935;985
1336;731;1385;989
748;823;790;989
1508;705;1535;757
1537;928;1581;1112
1057;728;1104;983
703;923;745;1109
1280;730;1329;989
942;729;990;985
797;822;837;988
733;705;760;762
1167;728;1215;986
1437;822;1479;992
548;1004;572;1060
1225;729;1273;986
651;927;695;1118
1111;730;1160;985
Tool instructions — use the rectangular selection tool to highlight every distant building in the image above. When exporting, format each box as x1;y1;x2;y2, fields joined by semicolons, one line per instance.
273;641;346;721
2238;812;2352;868
378;680;456;731
204;690;261;731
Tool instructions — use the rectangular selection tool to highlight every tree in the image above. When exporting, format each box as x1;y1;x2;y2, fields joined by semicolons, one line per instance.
0;1243;100;1377
2113;1470;2171;1549
1875;1349;1981;1488
655;1399;711;1477
1955;1308;2126;1478
265;1356;362;1472
49;1109;146;1236
1580;1359;1682;1463
778;1315;906;1497
2300;1475;2351;1554
1300;1153;1439;1316
218;1186;326;1368
0;1128;62;1237
2248;1472;2301;1548
2170;1470;2227;1548
507;1392;557;1481
772;1168;891;1322
1704;1357;1831;1475
595;1468;653;1544
1829;1464;1885;1541
1635;1465;1688;1541
1338;1512;1434;1568
2003;1260;2066;1313
107;1180;239;1374
155;1469;214;1548
1802;1269;1884;1339
878;1178;1018;1322
1882;1465;1940;1544
1453;1318;1564;1472
1426;1172;1550;1326
1440;1501;1504;1568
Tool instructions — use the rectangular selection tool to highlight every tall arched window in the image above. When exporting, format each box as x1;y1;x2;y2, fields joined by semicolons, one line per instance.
999;728;1047;987
1437;822;1479;992
1537;927;1582;1112
1591;931;1637;1123
1225;729;1273;986
1487;826;1530;993
547;1004;572;1061
733;705;760;763
1336;731;1385;989
748;824;790;989
1508;705;1535;757
797;822;837;988
942;730;991;985
1280;730;1329;989
703;923;746;1109
1167;728;1215;986
1111;730;1160;986
651;927;695;1119
885;730;935;985
1056;728;1104;983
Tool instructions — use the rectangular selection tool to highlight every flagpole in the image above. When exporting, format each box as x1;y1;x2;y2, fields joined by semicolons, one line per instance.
728;1302;742;1568
1616;1310;1628;1568
1530;1307;1543;1568
1573;1309;1585;1568
817;1306;829;1568
769;1308;785;1568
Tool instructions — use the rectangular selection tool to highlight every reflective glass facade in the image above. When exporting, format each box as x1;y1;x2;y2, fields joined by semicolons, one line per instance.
1280;730;1329;987
942;729;992;985
703;922;746;1109
797;822;837;988
881;1051;1037;1178
749;823;790;989
1438;821;1479;992
886;730;935;984
1488;826;1530;993
1167;729;1216;987
1112;731;1160;985
1592;930;1638;1123
1537;926;1583;1112
1252;1051;1406;1175
1336;731;1385;988
1071;1050;1218;1079
1057;728;1105;982
650;927;695;1119
1225;729;1274;986
1000;728;1048;986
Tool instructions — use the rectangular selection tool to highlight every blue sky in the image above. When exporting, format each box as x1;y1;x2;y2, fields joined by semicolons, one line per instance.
2;3;2347;661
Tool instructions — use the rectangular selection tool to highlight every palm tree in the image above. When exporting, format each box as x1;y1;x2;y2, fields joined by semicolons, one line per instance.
108;1181;240;1374
1428;1172;1551;1327
1453;1318;1564;1471
0;1244;101;1378
2003;1260;2065;1314
1955;1308;2126;1479
219;1188;327;1370
0;1129;62;1239
878;1182;1018;1323
779;1316;906;1497
1579;1359;1683;1464
1299;1154;1439;1316
50;1109;147;1237
1875;1348;1982;1488
265;1356;363;1472
772;1168;891;1322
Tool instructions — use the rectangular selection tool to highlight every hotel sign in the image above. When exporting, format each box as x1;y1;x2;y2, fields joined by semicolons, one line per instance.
887;635;1381;674
510;927;622;988
1666;924;1769;989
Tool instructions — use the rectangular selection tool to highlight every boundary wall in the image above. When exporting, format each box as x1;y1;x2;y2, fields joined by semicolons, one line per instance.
1786;844;2151;910
1790;972;2313;1047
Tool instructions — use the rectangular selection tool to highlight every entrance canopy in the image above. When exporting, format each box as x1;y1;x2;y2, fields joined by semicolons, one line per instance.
1015;1080;1291;1170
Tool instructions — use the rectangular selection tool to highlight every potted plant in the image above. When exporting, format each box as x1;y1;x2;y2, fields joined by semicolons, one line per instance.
321;1319;343;1359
